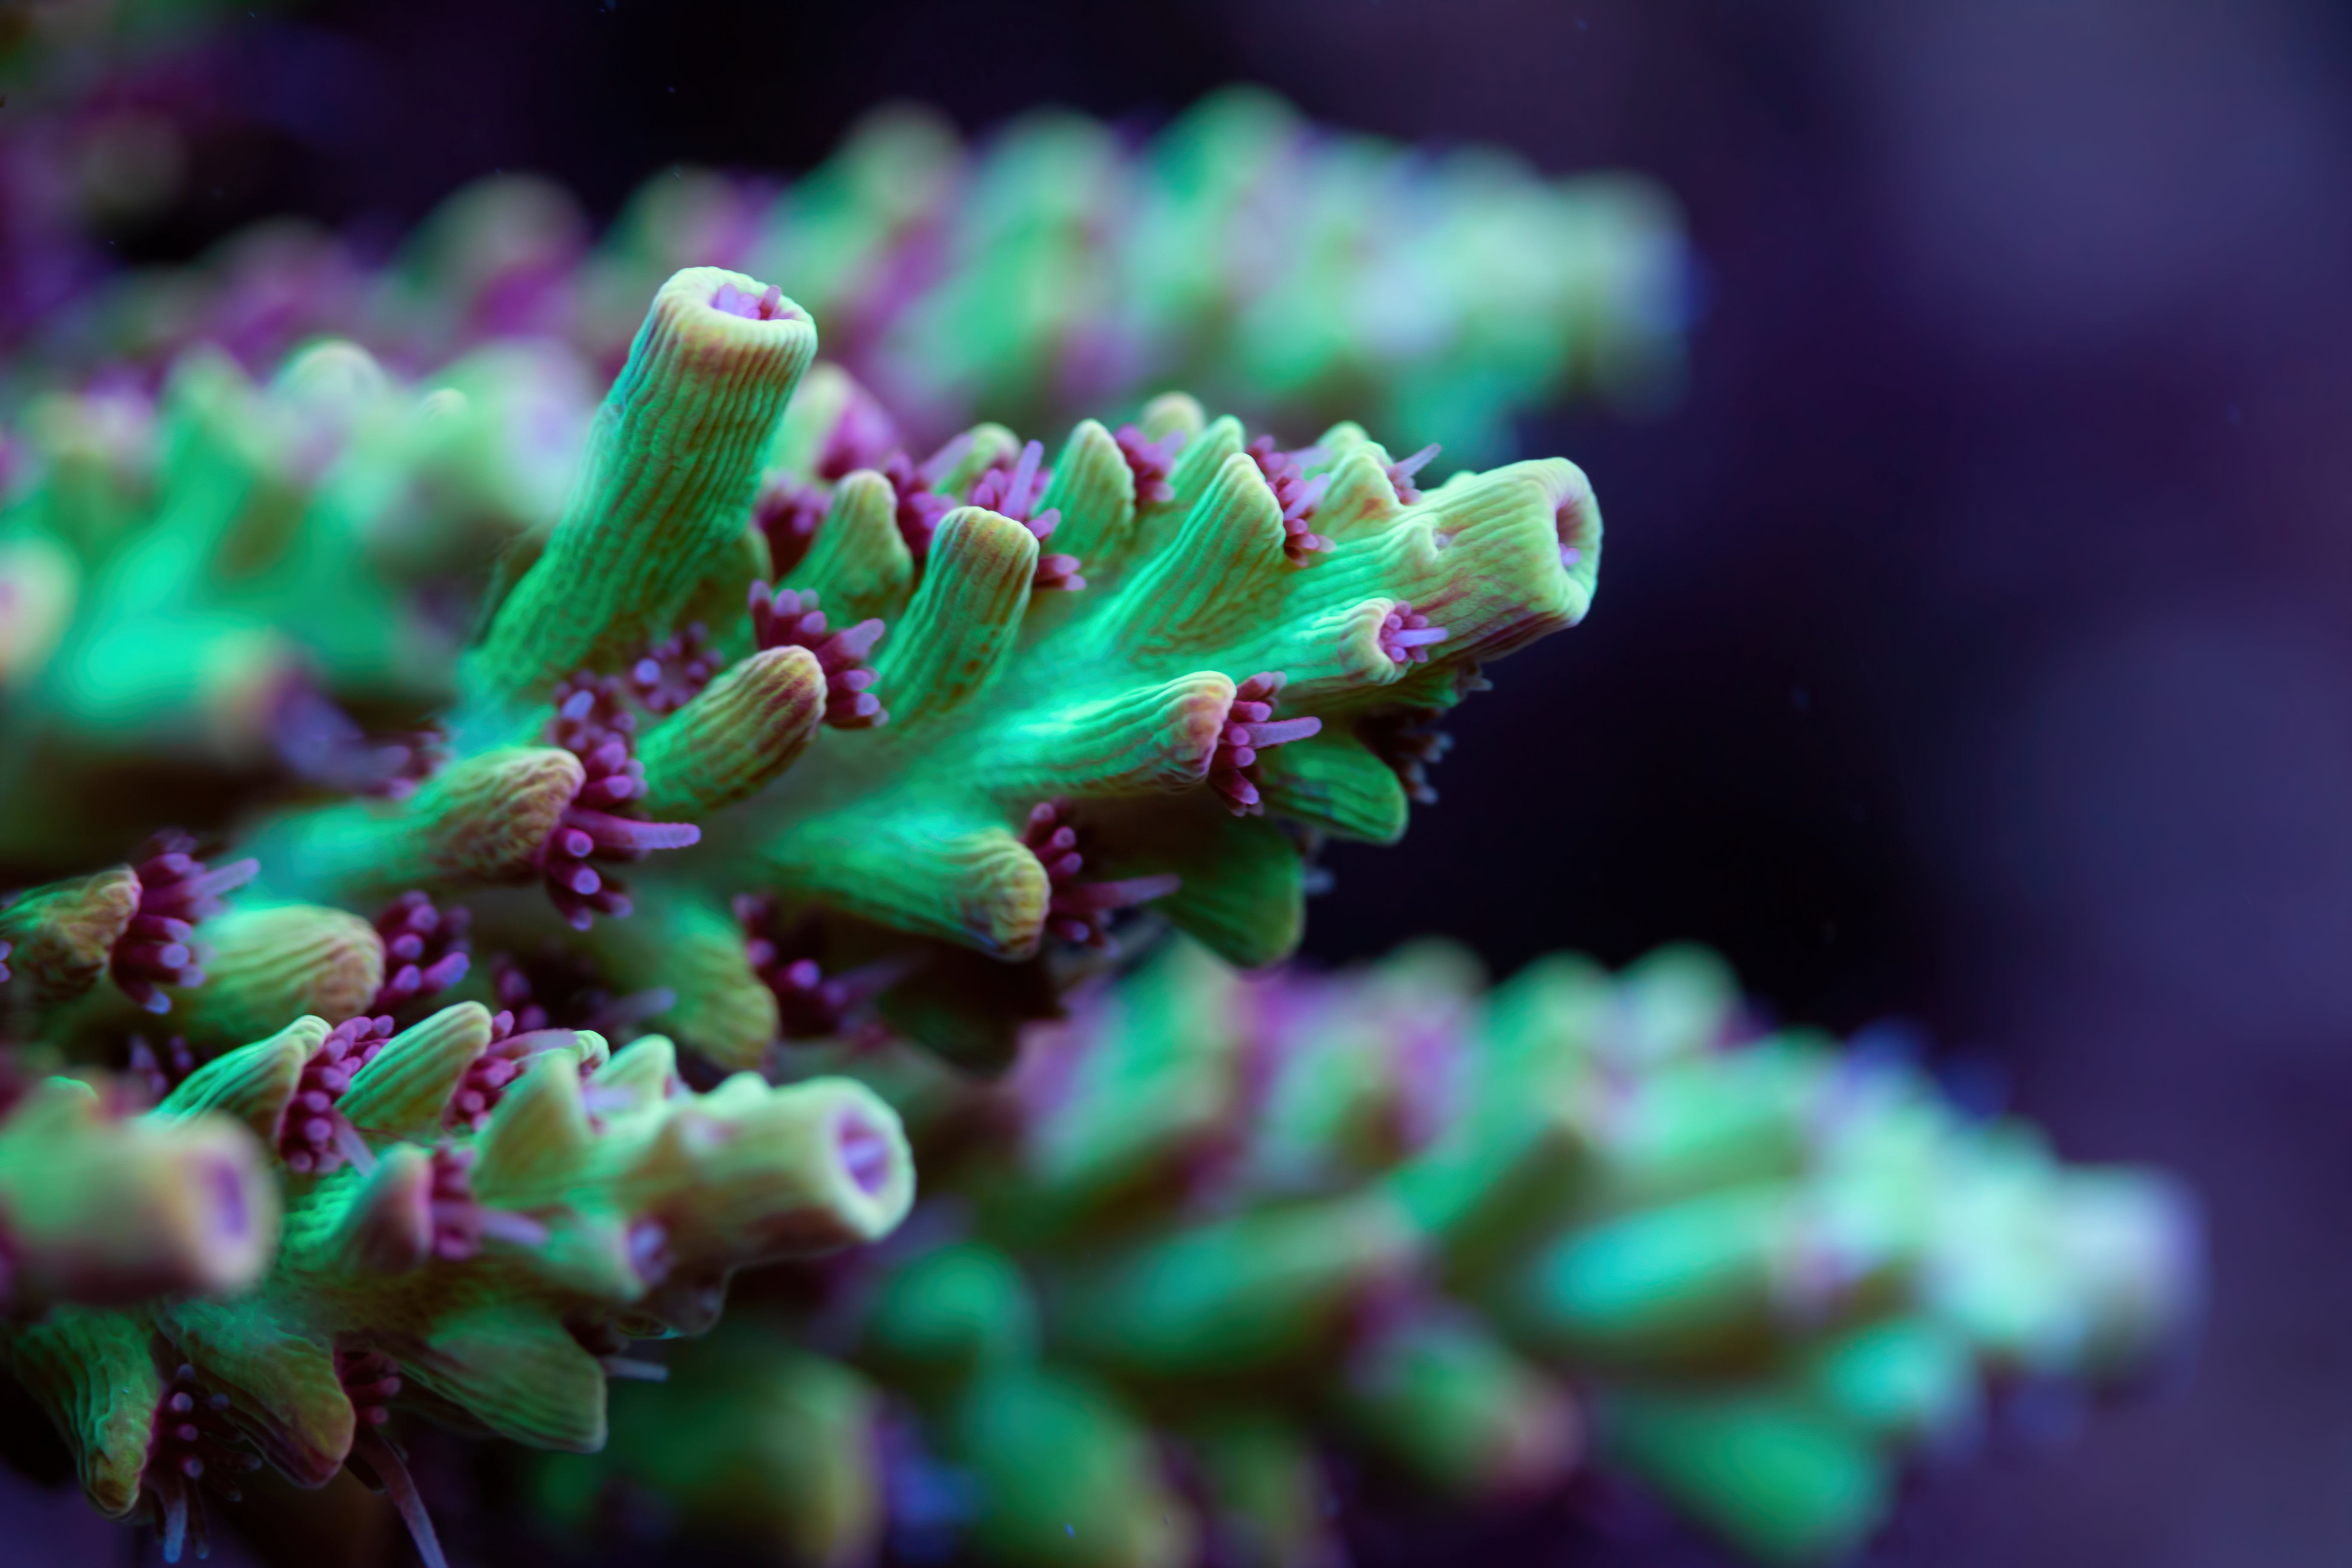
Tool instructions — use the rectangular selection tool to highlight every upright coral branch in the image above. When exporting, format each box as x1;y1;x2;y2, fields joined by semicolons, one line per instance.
473;267;818;698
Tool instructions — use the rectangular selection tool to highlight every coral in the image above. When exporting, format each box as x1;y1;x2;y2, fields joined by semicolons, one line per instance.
0;34;2209;1568
0;1072;278;1315
544;938;2196;1568
11;91;1689;466
0;1003;914;1563
0;262;1595;1074
0;232;1597;1562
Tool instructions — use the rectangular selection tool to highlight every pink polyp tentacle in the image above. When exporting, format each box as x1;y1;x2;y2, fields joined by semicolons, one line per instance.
751;580;890;729
917;432;974;488
825;619;886;665
1019;800;1180;948
473;1210;550;1250
500;1028;584;1058
561;807;699;854
1244;718;1322;748
1010;440;1042;502
417;952;470;991
173;859;259;908
1387;442;1442;506
1114;423;1185;505
330;1120;377;1176
1051;874;1184;916
349;1426;450;1568
1208;672;1318;817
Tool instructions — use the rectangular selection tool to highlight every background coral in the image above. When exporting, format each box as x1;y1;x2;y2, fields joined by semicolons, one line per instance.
6;91;1689;469
534;937;2195;1568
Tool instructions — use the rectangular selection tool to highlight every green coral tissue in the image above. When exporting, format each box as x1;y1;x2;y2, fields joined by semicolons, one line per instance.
0;247;1600;1562
547;938;2199;1568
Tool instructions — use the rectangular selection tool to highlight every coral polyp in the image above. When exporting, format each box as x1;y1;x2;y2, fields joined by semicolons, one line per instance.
0;1073;278;1317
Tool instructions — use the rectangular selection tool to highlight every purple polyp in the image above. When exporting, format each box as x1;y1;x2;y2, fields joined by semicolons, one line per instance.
1556;498;1589;570
1019;800;1182;949
143;1364;262;1564
754;472;832;577
273;684;450;800
1114;423;1186;505
537;672;698;930
339;1349;403;1429
370;891;471;1012
627;1219;675;1286
338;1350;450;1568
736;896;907;1041
817;386;902;481
1363;710;1455;805
279;1017;390;1176
1374;600;1451;665
1247;438;1336;564
1210;672;1323;817
710;281;794;321
445;1020;578;1131
836;1114;894;1197
749;581;889;728
1386;442;1441;505
127;1035;198;1103
968;440;1082;590
881;436;972;561
424;1145;545;1259
628;623;724;714
111;832;259;1013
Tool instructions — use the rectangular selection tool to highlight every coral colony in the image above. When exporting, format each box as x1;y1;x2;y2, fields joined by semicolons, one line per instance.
12;91;1690;464
0;83;2188;1568
539;940;2194;1568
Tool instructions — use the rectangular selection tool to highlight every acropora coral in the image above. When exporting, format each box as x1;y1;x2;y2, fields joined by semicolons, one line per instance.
0;1061;279;1318
0;258;1597;1061
16;90;1689;464
2;1006;912;1564
541;937;2196;1568
0;40;2191;1568
0;238;1598;1562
